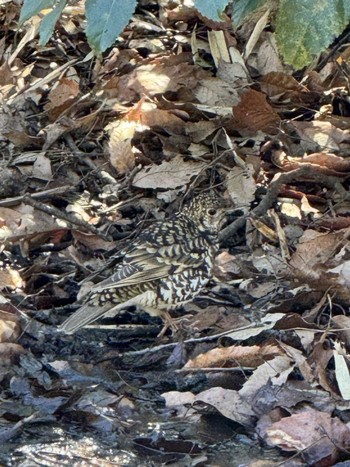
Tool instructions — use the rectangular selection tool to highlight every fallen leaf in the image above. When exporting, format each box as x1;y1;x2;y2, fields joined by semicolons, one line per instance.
185;343;282;369
239;355;294;403
194;387;255;426
132;155;206;189
265;410;350;465
226;164;256;208
232;88;280;134
45;77;80;121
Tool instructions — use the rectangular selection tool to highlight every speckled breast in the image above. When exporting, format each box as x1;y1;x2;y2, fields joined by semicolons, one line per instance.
156;254;214;307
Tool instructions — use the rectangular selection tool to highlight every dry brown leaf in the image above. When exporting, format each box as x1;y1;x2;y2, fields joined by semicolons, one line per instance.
307;340;336;395
289;228;350;285
32;153;52;180
290;120;350;152
194;387;255;426
0;268;23;290
317;110;350;131
185;120;219;142
132;155;206;189
193;77;240;108
45;77;80;121
108;101;187;175
239;355;294;404
272;150;350;176
226;165;256;208
0;317;19;343
217;58;250;88
104;53;207;102
265;409;350;465
269;209;290;260
0;204;68;242
42;119;74;149
107;120;137;175
317;217;350;230
66;201;99;225
214;251;241;277
141;107;186;130
249;218;278;242
244;9;270;60
246;32;284;76
184;343;282;369
232;88;280;134
260;71;314;103
328;260;350;288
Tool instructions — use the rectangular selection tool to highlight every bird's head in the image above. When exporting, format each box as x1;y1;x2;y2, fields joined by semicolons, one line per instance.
183;192;227;234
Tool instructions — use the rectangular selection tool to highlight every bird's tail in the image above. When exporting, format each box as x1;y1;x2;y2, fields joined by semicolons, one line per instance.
58;291;156;334
58;302;121;334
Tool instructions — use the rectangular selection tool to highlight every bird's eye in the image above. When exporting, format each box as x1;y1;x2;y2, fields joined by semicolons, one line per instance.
207;208;217;216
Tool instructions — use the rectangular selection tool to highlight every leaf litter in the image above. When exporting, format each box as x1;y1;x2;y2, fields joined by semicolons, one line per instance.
2;1;350;466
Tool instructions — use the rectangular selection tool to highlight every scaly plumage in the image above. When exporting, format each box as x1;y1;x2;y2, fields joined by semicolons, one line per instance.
59;192;225;334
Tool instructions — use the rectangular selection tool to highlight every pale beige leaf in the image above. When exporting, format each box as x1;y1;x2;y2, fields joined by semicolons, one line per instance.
265;409;350;464
239;355;294;403
226;165;256;208
333;342;350;400
194;387;254;426
132;155;206;189
108;120;137;174
32;153;52;180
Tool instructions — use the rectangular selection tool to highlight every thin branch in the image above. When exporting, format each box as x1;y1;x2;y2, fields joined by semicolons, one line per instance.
220;165;349;242
23;195;112;241
0;185;72;207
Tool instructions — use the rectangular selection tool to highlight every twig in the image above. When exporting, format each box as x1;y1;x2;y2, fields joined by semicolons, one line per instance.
175;366;253;373
64;133;99;171
64;134;119;185
0;413;44;443
117;322;260;357
0;185;72;207
23;195;112;241
219;165;349;242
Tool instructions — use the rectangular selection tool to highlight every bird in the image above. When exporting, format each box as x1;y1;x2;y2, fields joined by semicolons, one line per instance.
58;192;226;334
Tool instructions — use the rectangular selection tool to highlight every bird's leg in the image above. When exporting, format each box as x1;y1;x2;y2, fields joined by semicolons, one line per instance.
156;310;180;338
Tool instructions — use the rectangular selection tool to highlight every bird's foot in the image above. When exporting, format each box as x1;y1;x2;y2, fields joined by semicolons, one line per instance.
157;311;179;338
157;313;197;339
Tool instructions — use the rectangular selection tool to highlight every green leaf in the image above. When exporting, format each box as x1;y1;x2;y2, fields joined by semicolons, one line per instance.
86;0;137;53
194;0;230;21
276;0;350;69
39;0;67;45
19;0;55;24
232;0;266;27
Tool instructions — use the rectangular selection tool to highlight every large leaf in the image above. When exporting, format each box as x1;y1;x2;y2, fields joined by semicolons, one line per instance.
39;0;67;45
194;0;230;21
85;0;137;53
232;0;266;27
19;0;55;24
276;0;350;69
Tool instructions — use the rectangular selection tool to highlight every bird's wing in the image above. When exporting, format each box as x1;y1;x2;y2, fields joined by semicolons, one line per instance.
91;262;171;292
91;232;208;292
